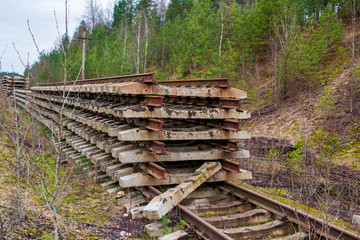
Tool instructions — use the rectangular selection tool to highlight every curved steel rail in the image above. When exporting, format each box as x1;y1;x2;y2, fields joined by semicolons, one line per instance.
34;73;230;88
147;182;359;240
35;73;156;86
218;182;360;240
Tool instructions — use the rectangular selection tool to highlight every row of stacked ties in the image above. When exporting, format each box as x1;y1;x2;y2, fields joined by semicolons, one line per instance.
4;73;252;220
0;75;28;97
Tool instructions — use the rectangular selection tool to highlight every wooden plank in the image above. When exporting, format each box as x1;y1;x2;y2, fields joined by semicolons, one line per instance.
118;169;252;187
117;128;251;141
118;148;250;163
143;162;222;220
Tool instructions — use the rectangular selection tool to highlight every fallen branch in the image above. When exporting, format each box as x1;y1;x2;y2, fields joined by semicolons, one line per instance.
0;204;15;210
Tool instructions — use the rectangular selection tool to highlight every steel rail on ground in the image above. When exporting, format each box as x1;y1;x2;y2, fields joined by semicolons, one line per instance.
218;182;360;240
35;73;156;86
147;186;233;240
34;73;230;88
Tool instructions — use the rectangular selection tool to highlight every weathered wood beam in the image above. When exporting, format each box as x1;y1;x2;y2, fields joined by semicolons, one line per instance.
119;169;252;188
118;148;250;163
142;162;222;220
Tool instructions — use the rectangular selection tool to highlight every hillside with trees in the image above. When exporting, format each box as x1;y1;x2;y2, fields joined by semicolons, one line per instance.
30;0;360;167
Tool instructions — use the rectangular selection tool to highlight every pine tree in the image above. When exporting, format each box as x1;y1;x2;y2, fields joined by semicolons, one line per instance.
113;0;135;26
166;0;194;21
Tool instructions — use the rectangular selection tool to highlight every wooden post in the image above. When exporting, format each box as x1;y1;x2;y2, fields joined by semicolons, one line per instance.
79;22;87;80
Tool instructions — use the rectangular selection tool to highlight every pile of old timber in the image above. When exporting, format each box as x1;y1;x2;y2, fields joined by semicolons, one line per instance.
12;73;252;220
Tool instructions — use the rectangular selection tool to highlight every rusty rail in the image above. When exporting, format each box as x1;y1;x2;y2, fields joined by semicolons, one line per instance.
34;74;231;88
158;78;229;88
218;182;360;240
35;73;155;86
147;186;233;240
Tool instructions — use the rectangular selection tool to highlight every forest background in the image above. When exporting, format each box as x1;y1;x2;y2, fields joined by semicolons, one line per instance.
30;0;360;164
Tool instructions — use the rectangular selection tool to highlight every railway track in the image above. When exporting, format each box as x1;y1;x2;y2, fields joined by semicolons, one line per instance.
1;73;359;240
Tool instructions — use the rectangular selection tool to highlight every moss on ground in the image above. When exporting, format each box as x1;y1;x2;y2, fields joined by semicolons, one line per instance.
232;181;359;234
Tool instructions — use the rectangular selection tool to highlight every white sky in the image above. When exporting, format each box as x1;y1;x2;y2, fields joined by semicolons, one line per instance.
0;0;114;74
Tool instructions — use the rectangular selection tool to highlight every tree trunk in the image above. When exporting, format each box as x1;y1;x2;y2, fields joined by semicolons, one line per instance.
316;0;320;21
144;12;148;73
219;1;224;65
161;39;165;69
81;24;87;80
136;14;141;74
121;23;127;73
14;91;23;221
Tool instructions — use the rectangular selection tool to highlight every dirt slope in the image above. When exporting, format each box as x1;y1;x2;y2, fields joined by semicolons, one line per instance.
247;56;360;168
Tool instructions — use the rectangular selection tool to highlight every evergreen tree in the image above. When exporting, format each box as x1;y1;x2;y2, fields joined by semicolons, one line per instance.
166;0;194;21
292;7;343;81
171;0;216;75
113;0;135;26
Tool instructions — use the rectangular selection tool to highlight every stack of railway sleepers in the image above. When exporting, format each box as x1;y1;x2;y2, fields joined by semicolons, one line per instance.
6;74;360;240
0;75;28;97
13;73;253;220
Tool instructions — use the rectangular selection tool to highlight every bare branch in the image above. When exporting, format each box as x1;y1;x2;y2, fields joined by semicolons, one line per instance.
27;20;56;83
12;43;27;69
0;43;8;61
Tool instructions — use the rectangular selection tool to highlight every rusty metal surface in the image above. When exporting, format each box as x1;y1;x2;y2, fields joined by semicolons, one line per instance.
35;73;155;86
142;95;164;107
218;98;241;109
221;160;241;173
218;182;360;240
219;120;241;131
146;163;166;179
145;119;164;132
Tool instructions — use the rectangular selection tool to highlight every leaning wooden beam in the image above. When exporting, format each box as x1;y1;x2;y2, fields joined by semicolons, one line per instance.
119;169;252;188
142;162;222;220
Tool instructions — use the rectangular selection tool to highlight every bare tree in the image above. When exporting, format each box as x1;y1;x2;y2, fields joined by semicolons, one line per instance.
83;0;104;30
26;2;73;239
104;0;116;31
0;72;40;236
157;0;167;22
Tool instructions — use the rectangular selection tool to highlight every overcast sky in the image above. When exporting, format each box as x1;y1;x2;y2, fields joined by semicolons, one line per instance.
0;0;114;74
